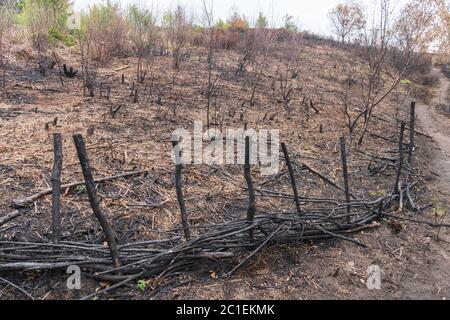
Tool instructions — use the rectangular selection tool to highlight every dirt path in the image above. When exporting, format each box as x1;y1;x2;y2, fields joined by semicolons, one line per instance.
410;61;450;299
416;63;450;189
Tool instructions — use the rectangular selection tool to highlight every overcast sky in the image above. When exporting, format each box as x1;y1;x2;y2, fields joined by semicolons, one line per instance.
72;0;405;37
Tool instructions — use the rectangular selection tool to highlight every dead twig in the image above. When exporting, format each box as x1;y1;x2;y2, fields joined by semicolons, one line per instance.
384;213;450;229
0;276;35;300
12;170;151;208
0;211;21;227
294;161;357;199
226;225;284;277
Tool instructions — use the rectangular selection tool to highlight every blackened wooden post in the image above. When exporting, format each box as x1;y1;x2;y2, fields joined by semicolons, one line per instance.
408;102;416;165
121;74;125;84
73;134;121;270
172;139;191;241
339;137;351;221
395;122;406;194
2;69;6;91
133;89;138;103
281;142;301;214
377;199;385;219
244;136;256;240
51;133;63;244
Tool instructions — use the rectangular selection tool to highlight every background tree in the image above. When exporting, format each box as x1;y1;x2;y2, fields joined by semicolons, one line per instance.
85;1;128;65
390;0;441;78
230;9;252;76
0;1;15;93
163;4;191;71
128;2;158;83
19;0;70;53
350;0;397;145
227;7;249;32
283;14;299;32
328;0;365;44
255;11;268;29
202;0;217;130
395;0;439;54
78;11;95;96
429;0;450;62
248;19;277;109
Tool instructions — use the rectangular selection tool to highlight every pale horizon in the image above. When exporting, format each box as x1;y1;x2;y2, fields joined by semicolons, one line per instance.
72;0;382;38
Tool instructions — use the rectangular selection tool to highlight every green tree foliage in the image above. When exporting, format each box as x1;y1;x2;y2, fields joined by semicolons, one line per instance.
80;0;128;63
255;12;268;29
127;3;156;50
283;14;298;32
19;0;70;31
214;18;230;30
17;0;72;50
127;3;158;82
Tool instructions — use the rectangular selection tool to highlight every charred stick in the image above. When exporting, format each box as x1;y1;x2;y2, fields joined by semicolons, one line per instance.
309;100;320;114
226;225;283;277
408;102;416;165
133;89;138;103
73;134;121;271
12;170;150;208
0;211;21;227
244;136;256;240
394;122;406;194
0;277;35;300
281;143;301;214
172;139;191;241
294;161;357;199
339;137;351;221
51;133;63;244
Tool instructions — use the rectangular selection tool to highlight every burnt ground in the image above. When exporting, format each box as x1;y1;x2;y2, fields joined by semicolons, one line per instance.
0;43;449;300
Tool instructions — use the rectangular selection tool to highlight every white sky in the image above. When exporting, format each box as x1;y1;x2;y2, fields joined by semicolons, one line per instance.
72;0;406;37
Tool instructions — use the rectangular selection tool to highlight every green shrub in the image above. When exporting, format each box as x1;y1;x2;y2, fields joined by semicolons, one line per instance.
82;0;129;63
48;28;76;46
19;0;70;30
18;0;71;51
215;19;230;30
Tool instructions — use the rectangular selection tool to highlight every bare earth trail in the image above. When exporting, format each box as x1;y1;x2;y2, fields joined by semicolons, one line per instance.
410;62;450;299
416;63;450;187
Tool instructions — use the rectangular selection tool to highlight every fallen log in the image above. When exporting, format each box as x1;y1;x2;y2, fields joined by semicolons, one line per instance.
12;170;150;208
